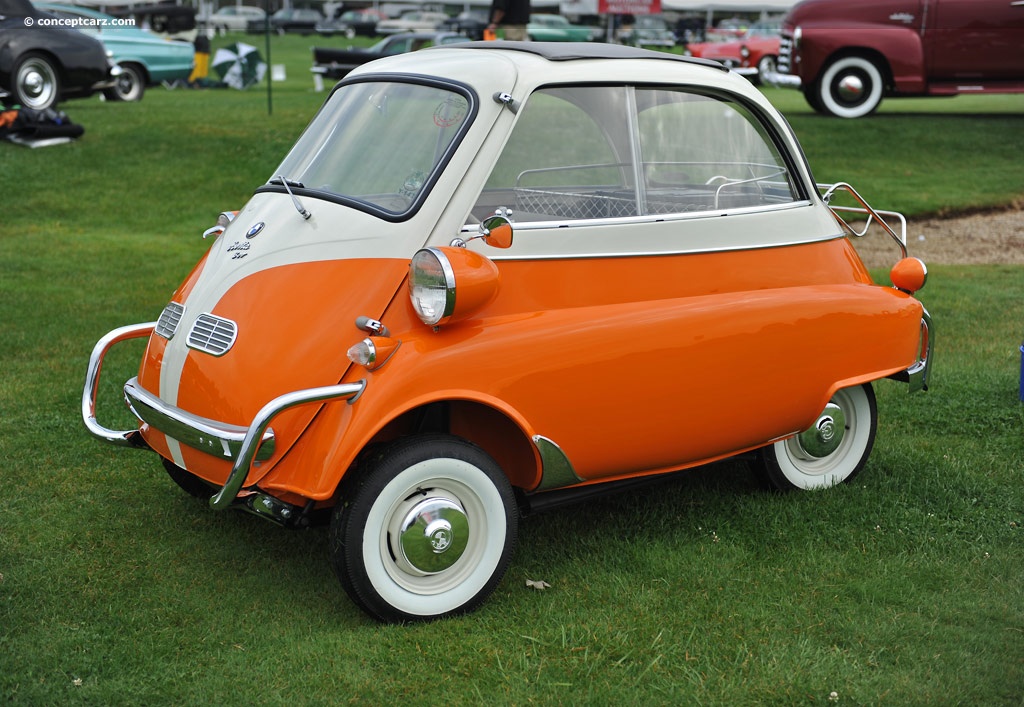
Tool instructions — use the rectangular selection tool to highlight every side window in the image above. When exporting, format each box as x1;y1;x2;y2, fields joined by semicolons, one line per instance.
471;85;798;227
473;86;633;223
636;89;799;213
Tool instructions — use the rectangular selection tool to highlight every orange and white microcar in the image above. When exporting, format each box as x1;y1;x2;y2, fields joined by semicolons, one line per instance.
83;42;932;623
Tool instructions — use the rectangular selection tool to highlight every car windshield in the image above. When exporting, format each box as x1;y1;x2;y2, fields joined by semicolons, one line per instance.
271;80;473;217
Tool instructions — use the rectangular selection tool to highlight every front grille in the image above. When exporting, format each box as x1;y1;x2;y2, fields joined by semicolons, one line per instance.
777;33;794;74
187;313;237;356
155;302;185;339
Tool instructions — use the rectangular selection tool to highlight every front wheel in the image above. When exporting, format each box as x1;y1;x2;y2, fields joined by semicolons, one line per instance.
12;52;61;111
756;383;877;491
330;435;519;623
814;55;885;118
104;63;146;102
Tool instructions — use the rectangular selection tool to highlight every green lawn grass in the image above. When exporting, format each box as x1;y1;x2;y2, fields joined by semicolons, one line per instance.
1;34;1022;704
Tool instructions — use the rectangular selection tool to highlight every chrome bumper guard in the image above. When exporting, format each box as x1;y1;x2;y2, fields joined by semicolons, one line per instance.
889;307;934;393
83;322;366;511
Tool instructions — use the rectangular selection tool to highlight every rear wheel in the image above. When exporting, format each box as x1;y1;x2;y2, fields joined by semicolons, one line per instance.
330;435;518;623
756;383;877;491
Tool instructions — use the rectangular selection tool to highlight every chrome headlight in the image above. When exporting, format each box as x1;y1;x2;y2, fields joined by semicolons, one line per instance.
408;246;501;328
409;248;455;327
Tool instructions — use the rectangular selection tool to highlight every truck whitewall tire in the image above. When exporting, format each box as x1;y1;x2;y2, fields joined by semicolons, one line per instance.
817;56;885;118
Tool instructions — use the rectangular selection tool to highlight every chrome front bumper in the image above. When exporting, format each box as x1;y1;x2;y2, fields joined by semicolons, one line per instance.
762;69;802;89
82;322;366;510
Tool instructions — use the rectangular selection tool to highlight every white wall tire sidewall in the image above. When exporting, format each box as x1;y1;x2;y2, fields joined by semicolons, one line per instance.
361;457;508;618
819;56;884;119
771;385;874;490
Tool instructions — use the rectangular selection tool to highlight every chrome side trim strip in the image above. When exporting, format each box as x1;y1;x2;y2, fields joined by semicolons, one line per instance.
82;322;156;448
124;377;276;462
209;381;367;510
533;435;584;491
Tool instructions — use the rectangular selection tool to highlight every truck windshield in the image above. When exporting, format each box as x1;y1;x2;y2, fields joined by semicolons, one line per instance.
271;80;473;217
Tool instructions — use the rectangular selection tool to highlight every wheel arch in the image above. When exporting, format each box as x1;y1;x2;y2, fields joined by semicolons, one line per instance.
11;47;67;85
118;59;151;84
291;392;542;505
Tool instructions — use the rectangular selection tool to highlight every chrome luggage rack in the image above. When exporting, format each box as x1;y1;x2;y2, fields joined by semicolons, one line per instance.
820;182;908;259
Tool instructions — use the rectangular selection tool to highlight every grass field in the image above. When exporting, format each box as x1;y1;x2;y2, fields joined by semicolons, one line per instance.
1;34;1023;704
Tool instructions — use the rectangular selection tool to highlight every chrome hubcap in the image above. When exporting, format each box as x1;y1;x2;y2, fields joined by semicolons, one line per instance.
795;402;846;459
837;75;865;102
24;72;44;97
395;495;469;575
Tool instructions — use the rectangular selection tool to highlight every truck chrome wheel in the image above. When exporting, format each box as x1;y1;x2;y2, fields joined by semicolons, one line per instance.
817;56;885;118
756;383;877;491
330;435;518;623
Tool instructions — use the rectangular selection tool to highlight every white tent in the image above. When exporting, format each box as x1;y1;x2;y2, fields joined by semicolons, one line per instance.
662;0;797;10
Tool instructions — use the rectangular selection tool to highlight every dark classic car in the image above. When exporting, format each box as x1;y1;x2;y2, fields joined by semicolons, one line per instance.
247;7;322;35
316;8;387;37
311;31;469;80
0;0;117;110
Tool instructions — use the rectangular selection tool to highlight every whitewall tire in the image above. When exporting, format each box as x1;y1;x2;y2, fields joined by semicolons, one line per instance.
816;56;885;118
757;383;877;491
330;435;518;622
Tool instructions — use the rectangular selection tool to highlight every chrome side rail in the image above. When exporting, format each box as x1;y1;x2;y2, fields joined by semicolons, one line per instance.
208;381;366;510
82;322;156;447
819;182;908;260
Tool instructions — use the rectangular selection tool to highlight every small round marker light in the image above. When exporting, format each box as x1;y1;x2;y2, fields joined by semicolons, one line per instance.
890;257;928;294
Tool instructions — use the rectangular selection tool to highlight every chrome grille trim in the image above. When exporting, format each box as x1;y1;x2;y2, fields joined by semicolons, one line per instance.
187;313;238;356
154;302;185;340
777;33;794;74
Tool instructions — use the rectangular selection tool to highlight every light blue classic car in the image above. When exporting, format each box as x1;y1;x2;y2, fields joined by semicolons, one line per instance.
527;14;599;42
38;3;194;101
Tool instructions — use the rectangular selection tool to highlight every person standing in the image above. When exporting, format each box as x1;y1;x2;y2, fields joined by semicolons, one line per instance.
487;0;530;41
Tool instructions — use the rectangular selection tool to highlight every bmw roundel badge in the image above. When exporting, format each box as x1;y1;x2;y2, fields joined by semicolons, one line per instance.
246;222;265;239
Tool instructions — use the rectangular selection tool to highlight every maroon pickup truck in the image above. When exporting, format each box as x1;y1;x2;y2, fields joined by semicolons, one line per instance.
767;0;1024;117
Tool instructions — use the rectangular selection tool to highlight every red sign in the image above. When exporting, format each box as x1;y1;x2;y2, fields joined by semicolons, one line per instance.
599;0;660;14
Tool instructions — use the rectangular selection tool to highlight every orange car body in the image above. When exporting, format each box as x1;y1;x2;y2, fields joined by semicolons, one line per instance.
83;42;932;621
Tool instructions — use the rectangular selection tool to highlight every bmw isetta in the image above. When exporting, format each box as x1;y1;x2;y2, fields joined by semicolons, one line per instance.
83;42;932;623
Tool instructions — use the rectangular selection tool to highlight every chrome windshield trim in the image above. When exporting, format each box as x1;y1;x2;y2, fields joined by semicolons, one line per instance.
82;322;156;447
124;377;277;462
209;381;367;510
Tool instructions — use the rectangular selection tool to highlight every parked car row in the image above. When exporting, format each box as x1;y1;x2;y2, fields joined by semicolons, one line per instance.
0;0;193;110
237;4;605;43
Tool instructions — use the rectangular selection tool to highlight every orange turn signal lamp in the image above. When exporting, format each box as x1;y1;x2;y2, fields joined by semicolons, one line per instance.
347;336;401;371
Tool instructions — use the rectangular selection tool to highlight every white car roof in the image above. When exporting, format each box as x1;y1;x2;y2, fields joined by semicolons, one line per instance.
349;41;770;110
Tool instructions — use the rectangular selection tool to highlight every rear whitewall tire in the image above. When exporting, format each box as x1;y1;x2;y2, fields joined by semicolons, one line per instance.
757;383;877;491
